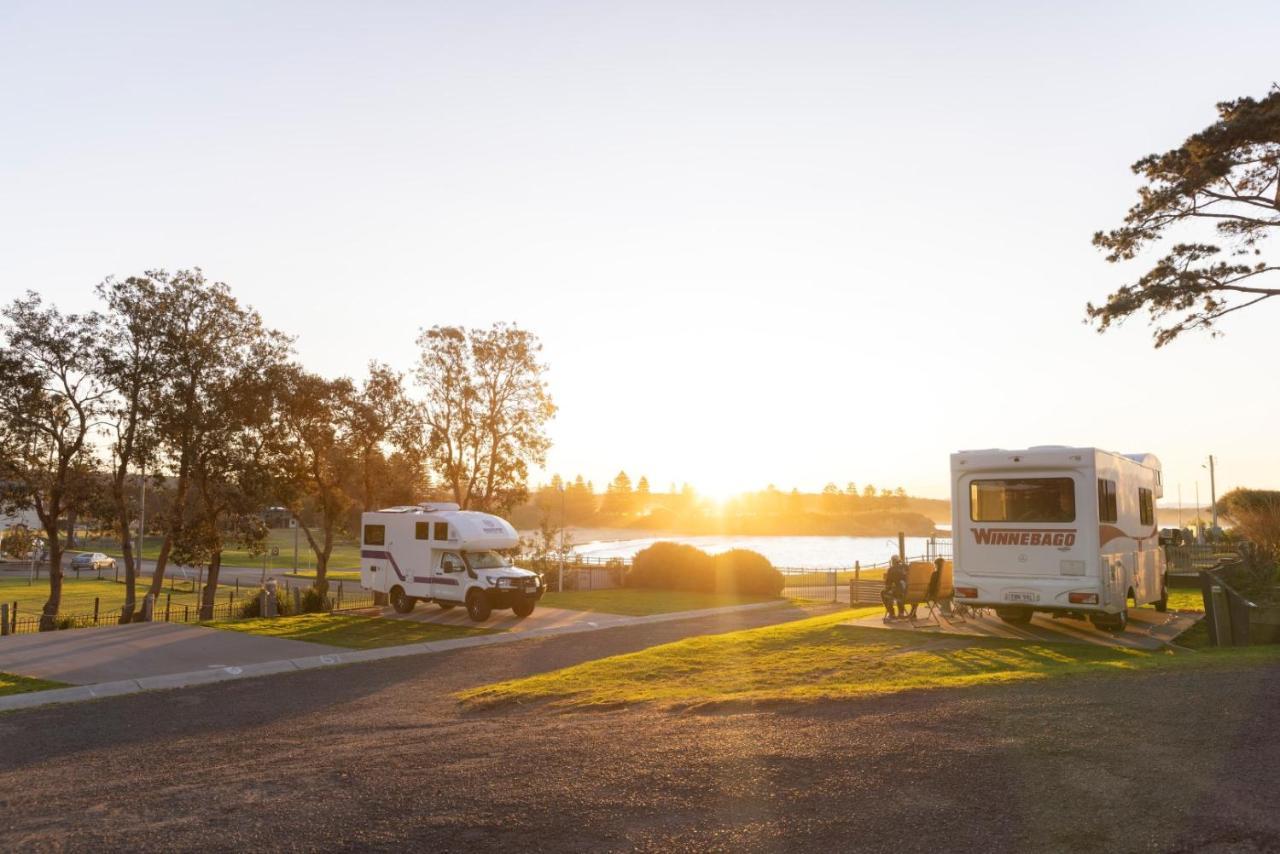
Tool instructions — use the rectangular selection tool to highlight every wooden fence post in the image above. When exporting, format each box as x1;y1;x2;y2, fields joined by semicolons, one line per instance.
165;593;171;622
1;603;8;636
93;597;100;626
293;587;302;614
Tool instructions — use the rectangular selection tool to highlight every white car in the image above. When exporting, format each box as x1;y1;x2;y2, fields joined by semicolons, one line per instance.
70;552;117;572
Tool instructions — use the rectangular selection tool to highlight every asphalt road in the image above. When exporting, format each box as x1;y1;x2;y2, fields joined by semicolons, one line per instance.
2;605;1278;853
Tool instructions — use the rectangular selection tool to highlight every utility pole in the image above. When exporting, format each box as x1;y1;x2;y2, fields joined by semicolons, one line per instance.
1177;483;1183;528
558;483;566;594
138;462;146;572
1207;454;1217;533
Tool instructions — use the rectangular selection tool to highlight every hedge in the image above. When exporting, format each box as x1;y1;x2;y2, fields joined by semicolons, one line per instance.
625;542;783;596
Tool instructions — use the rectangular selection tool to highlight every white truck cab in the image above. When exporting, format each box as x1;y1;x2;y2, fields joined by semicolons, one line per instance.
951;446;1167;632
360;504;543;622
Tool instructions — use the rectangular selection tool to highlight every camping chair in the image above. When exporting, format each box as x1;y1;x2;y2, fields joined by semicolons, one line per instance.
903;561;936;625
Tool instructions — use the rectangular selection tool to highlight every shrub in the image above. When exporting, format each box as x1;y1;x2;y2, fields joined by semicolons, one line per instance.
626;542;713;591
713;549;784;596
626;542;782;595
237;586;301;619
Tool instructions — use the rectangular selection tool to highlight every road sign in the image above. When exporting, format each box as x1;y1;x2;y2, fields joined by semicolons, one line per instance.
270;547;280;556
289;518;298;528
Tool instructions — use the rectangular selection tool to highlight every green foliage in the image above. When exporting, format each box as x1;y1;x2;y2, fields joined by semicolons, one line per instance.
626;542;783;595
1089;86;1280;346
1217;488;1280;555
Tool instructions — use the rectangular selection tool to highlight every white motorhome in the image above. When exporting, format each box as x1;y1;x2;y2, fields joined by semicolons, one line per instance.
950;446;1167;632
359;504;543;622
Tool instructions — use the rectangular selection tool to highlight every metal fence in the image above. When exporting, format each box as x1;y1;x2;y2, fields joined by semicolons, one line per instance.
1;578;377;637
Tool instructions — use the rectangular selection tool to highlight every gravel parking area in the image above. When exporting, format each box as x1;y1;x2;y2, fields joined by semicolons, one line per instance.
1;603;1277;852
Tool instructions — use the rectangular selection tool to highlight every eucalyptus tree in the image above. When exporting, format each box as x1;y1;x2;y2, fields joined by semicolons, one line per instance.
274;366;357;598
96;274;169;621
414;323;555;513
144;270;290;609
1089;86;1280;345
0;294;108;629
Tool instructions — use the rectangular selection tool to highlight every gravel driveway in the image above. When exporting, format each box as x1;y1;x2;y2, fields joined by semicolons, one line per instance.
1;604;1277;853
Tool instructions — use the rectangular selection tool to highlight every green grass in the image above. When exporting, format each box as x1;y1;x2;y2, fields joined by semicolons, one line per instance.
0;575;203;616
0;672;67;697
458;608;1280;710
75;528;361;571
539;588;781;616
1163;589;1205;612
206;613;498;649
283;570;362;582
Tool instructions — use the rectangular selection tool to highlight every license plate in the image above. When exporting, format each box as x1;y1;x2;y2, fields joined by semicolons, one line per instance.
1005;592;1039;603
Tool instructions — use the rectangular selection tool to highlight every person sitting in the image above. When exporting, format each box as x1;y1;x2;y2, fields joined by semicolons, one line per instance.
881;555;908;622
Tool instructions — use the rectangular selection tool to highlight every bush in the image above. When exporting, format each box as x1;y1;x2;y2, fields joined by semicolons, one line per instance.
713;549;784;596
626;542;783;595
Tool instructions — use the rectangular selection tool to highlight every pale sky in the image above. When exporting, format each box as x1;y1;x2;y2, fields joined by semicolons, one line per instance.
2;1;1277;502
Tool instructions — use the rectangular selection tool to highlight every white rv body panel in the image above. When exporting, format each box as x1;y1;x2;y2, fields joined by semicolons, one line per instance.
359;504;540;620
951;447;1165;618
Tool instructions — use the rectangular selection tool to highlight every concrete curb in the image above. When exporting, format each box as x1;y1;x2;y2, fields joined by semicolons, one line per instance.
0;600;790;713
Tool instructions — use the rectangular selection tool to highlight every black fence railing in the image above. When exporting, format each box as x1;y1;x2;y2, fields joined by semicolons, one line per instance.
1;578;376;637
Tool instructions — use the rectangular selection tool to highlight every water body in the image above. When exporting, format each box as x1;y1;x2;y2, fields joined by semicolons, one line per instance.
571;534;946;569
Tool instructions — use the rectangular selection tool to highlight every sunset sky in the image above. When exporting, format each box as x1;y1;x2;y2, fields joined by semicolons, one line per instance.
2;1;1277;502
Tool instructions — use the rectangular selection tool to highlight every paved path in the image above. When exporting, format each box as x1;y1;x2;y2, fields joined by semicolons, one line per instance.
846;605;1199;649
0;601;801;710
385;601;648;633
0;622;345;684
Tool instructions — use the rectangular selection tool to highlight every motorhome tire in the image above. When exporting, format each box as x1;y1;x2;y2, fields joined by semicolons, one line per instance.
465;589;492;622
1154;580;1169;613
389;586;415;614
995;607;1032;625
512;599;535;618
1090;609;1128;633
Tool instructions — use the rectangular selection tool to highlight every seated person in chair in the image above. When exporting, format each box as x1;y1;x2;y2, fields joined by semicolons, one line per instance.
881;555;907;622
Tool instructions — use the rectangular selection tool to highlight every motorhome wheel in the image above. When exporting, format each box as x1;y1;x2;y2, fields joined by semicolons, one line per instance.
465;589;492;622
389;586;415;614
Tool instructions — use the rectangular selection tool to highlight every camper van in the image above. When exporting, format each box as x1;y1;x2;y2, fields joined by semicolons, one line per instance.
950;446;1167;632
359;504;542;622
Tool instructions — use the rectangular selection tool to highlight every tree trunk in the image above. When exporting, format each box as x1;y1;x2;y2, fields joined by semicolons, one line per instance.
40;535;63;632
199;551;222;621
114;483;138;623
145;464;190;611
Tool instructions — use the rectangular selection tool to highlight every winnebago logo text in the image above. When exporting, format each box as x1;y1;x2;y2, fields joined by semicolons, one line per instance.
971;528;1076;547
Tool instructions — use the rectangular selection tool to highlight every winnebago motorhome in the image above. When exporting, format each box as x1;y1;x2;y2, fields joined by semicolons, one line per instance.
950;447;1167;631
360;504;543;623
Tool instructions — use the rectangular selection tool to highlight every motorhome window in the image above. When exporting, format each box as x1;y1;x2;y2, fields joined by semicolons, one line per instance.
464;551;508;570
1139;488;1154;526
969;478;1075;523
1098;479;1118;523
363;524;385;546
433;522;449;540
415;522;429;540
439;553;464;573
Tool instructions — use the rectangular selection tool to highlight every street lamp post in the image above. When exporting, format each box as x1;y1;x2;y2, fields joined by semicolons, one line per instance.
558;484;566;594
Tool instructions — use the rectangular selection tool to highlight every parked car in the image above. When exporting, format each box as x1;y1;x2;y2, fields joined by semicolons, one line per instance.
70;552;117;572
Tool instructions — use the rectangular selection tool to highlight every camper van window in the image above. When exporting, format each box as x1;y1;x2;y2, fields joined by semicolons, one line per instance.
1098;479;1118;523
433;522;449;540
969;478;1075;523
415;522;429;540
363;524;385;546
464;551;508;570
1139;488;1154;526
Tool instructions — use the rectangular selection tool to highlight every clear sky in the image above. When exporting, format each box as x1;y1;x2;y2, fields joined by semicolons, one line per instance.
2;1;1277;502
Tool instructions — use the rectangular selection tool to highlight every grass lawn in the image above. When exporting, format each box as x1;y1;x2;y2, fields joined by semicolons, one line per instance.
539;588;781;616
206;613;498;649
0;672;67;697
0;576;203;616
1163;588;1204;612
459;607;1280;710
76;528;362;571
284;570;362;582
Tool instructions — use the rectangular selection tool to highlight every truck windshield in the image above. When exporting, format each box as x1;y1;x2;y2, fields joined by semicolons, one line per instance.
463;551;510;570
970;477;1075;523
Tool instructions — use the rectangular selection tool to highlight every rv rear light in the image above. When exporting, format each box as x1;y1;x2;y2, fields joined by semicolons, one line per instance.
1068;592;1099;605
955;587;978;598
1060;560;1086;576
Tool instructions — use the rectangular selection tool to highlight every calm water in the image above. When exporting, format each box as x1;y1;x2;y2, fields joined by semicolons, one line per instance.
570;534;946;569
